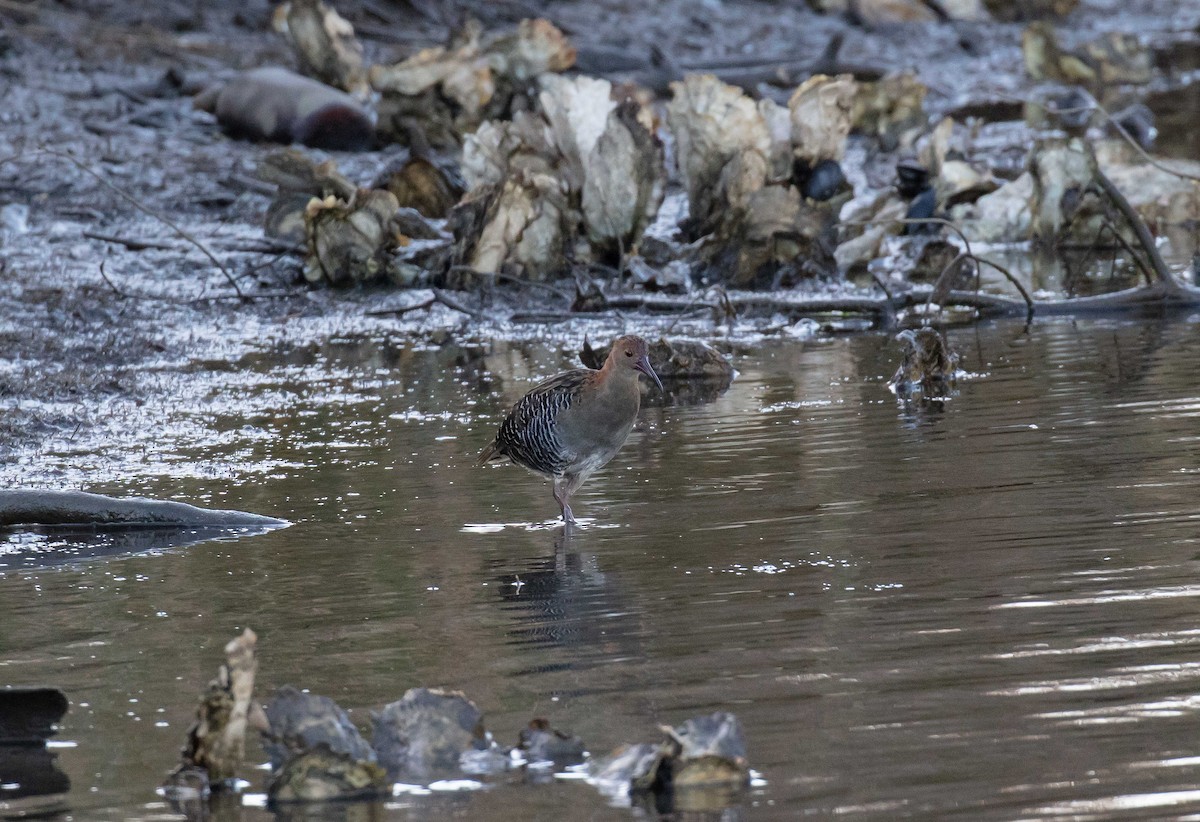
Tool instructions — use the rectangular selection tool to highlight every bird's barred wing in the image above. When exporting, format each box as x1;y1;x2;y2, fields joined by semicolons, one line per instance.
493;369;590;475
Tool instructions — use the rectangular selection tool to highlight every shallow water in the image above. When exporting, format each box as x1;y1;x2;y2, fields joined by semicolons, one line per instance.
8;316;1200;819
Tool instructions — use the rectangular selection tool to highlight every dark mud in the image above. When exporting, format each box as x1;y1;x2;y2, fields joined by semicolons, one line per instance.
1;0;1198;483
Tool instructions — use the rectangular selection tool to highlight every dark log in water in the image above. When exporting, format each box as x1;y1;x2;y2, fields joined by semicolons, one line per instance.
0;490;288;528
0;746;69;814
0;687;68;743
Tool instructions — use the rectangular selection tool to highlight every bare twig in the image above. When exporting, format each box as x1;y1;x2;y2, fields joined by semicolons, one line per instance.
366;288;485;319
926;250;971;312
1094;218;1155;287
98;259;136;299
839;215;1035;314
365;297;437;317
971;256;1033;315
431;287;484;318
97;260;294;304
85;230;178;252
1088;150;1180;293
1086;94;1200;184
40;147;245;299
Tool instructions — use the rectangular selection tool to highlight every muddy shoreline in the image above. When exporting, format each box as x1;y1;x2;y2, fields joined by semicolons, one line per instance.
1;0;1197;483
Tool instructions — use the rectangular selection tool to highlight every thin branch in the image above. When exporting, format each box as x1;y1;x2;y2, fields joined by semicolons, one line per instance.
431;287;485;318
98;259;137;299
1088;151;1180;293
85;230;178;252
40;146;245;299
1097;217;1156;287
970;255;1033;315
96;260;294;304
839;215;1034;313
366;288;485;319
446;265;574;303
365;297;436;317
926;250;971;313
1086;93;1200;183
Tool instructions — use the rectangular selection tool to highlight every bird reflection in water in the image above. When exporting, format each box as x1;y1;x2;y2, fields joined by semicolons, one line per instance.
491;531;643;675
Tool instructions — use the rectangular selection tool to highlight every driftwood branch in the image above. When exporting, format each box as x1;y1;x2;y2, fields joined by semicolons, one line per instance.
561;279;1200;325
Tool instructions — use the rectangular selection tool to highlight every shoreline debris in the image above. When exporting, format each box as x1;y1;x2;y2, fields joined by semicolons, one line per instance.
163;629;260;797
0;489;289;529
197;67;374;151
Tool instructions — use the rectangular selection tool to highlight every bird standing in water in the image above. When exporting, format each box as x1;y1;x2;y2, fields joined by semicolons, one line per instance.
479;335;663;525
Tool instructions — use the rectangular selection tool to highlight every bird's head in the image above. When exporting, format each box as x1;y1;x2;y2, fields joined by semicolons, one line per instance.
610;335;663;392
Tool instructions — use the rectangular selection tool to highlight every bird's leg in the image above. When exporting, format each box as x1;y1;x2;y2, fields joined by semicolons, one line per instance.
553;475;577;525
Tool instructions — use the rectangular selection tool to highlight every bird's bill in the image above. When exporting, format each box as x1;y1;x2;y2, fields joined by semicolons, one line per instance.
634;355;664;392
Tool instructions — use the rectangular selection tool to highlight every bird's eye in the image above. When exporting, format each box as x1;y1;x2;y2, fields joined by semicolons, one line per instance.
625;350;634;357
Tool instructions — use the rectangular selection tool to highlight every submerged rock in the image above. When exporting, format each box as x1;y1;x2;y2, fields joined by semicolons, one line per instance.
588;712;751;813
588;742;661;789
261;686;376;771
657;712;751;789
258;688;386;803
516;718;586;765
371;688;492;783
267;746;388;804
889;327;959;398
199;67;373;151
